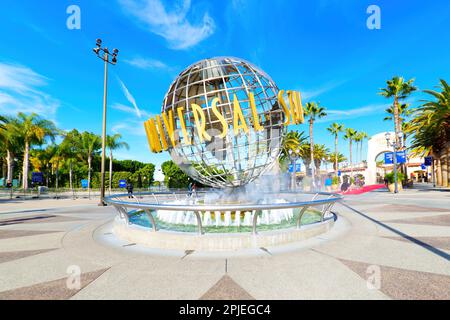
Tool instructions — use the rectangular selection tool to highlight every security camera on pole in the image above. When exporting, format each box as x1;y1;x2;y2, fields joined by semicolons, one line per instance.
92;39;119;206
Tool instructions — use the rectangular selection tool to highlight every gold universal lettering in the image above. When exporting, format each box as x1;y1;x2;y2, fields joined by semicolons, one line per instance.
162;110;176;147
211;98;228;138
248;92;263;131
191;103;212;142
278;90;291;125
177;107;191;145
233;94;249;134
156;115;168;151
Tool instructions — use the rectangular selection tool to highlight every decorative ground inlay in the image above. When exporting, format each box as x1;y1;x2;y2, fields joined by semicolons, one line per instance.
0;248;59;264
0;229;61;240
0;214;84;226
383;214;450;226
339;258;450;300
0;268;110;300
383;236;450;251
365;204;449;213
200;275;254;300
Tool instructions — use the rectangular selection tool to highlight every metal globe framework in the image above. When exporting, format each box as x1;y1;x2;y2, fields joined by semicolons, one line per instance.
162;57;285;188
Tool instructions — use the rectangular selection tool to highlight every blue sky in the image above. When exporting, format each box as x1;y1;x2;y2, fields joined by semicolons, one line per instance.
0;0;449;179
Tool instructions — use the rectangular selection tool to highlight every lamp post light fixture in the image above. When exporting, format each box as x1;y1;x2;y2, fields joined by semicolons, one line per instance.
385;131;404;194
288;148;300;190
93;38;119;206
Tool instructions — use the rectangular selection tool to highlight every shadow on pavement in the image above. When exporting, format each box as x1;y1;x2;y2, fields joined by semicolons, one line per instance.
340;202;450;262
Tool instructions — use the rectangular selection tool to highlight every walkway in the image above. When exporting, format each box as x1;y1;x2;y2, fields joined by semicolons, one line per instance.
0;189;449;299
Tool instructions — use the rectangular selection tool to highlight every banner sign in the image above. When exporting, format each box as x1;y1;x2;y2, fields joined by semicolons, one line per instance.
289;163;301;173
384;151;407;164
81;179;88;189
119;180;127;188
32;172;44;184
424;156;433;166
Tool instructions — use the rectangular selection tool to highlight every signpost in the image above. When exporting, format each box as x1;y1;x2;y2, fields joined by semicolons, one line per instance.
289;163;301;173
384;151;407;165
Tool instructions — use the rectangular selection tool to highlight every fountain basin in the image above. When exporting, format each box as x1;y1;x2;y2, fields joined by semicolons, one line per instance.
105;190;341;251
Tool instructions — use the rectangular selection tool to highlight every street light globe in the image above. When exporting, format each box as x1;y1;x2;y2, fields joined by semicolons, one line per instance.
162;57;284;188
385;132;391;141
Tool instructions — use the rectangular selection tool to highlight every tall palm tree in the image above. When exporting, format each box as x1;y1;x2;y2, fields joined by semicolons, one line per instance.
78;132;101;190
106;133;129;192
343;128;357;178
15;113;57;190
354;131;368;164
60;130;81;192
304;102;327;177
0;117;22;182
326;122;344;176
379;76;417;145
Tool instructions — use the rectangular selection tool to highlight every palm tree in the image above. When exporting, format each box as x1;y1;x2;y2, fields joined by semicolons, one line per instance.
328;152;347;171
326;123;344;176
408;79;450;186
354;131;368;164
0;117;22;183
280;131;307;162
379;76;417;145
343;128;357;178
304;102;327;177
78;132;101;190
312;144;330;172
298;143;312;172
30;145;57;187
60;130;81;193
106;133;129;192
15;113;57;190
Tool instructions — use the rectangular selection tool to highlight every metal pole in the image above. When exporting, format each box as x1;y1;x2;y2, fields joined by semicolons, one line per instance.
99;53;108;206
393;144;398;193
291;158;296;190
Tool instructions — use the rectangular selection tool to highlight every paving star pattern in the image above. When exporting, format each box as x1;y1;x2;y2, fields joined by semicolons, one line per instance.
0;188;449;300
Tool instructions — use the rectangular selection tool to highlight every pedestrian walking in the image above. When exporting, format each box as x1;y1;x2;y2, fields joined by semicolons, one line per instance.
126;181;134;199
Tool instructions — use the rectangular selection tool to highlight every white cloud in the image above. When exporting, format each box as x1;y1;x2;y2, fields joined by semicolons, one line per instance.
0;62;60;118
111;102;151;118
118;0;215;49
316;104;389;123
123;57;168;70
117;77;142;118
111;118;146;136
300;80;347;100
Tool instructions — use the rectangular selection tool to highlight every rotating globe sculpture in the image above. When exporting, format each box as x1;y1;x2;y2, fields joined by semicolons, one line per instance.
162;57;285;188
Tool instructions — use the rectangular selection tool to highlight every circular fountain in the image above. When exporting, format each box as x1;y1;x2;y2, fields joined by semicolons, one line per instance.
106;57;342;251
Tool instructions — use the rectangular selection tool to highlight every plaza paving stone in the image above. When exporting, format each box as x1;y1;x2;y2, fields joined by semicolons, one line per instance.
0;189;449;300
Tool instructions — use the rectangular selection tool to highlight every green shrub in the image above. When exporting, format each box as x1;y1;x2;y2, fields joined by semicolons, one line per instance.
385;172;406;184
332;176;340;185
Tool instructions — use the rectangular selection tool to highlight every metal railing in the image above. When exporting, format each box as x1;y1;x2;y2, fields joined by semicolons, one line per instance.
105;191;342;235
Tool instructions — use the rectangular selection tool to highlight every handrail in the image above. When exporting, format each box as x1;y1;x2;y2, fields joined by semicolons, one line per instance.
105;191;342;236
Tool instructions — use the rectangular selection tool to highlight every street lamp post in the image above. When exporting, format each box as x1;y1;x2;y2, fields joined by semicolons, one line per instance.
288;148;300;190
385;132;403;194
93;39;119;206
